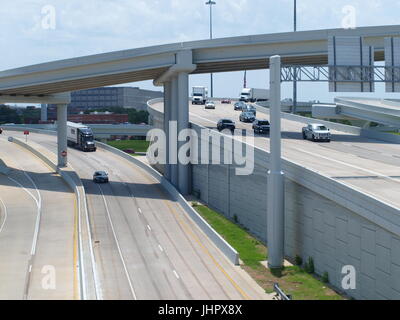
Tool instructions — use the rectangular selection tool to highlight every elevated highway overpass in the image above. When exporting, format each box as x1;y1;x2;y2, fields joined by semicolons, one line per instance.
313;97;400;128
0;24;398;177
0;25;398;96
149;99;400;211
148;99;400;300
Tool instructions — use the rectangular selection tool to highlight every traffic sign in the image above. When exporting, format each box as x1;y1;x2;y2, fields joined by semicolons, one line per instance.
61;151;67;157
24;130;29;135
328;36;374;92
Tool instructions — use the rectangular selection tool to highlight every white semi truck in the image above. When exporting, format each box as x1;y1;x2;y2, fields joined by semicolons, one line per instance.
67;122;97;152
240;88;270;102
192;86;208;105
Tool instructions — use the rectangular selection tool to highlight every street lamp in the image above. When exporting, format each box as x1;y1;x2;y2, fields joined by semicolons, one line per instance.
206;0;216;98
292;0;297;114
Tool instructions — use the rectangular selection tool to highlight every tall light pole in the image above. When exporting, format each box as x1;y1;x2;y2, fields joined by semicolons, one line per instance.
206;0;216;98
292;0;297;114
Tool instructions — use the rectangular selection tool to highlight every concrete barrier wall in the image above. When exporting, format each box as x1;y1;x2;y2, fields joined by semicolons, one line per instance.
4;126;57;136
148;99;400;300
96;141;240;265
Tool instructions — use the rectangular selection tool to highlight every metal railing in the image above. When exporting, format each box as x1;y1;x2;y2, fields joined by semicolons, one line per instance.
273;283;292;300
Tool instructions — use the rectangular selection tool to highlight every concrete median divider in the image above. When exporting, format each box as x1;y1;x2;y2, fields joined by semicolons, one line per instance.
9;136;99;300
96;141;240;265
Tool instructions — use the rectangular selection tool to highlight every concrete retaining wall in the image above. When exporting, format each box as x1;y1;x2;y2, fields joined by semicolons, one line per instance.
148;99;400;300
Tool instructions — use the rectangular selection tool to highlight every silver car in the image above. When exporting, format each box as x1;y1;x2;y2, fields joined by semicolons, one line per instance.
302;124;331;142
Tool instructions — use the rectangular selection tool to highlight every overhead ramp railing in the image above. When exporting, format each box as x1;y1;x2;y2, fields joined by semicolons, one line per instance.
281;65;400;84
281;36;400;93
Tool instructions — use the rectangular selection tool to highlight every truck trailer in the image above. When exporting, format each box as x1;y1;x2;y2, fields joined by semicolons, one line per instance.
192;86;208;105
67;122;97;152
240;88;269;102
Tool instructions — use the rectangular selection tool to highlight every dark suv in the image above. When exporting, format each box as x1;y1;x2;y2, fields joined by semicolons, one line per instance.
252;119;270;134
239;111;256;123
93;171;109;183
217;119;235;132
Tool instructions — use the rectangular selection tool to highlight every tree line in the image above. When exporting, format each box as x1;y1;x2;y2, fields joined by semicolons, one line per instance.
84;107;149;124
0;105;40;124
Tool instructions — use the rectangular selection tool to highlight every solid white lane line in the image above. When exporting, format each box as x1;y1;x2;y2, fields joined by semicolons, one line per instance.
97;185;137;300
173;270;180;279
21;172;42;257
0;197;7;234
7;173;41;300
7;176;41;253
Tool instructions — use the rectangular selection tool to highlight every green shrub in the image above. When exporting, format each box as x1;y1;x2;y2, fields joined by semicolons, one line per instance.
304;257;315;274
322;272;329;284
294;255;303;266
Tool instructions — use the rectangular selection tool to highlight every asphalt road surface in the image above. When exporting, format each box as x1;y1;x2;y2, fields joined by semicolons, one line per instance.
0;135;76;300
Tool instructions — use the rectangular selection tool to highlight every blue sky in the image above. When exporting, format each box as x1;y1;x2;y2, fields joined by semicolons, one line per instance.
1;0;400;104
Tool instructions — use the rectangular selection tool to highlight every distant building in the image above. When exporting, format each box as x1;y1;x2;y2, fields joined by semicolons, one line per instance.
46;86;162;120
68;112;129;124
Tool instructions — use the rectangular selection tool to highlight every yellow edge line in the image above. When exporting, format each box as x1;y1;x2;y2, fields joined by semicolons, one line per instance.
165;201;250;300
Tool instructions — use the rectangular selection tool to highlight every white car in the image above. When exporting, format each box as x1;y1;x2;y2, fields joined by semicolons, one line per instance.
205;101;215;109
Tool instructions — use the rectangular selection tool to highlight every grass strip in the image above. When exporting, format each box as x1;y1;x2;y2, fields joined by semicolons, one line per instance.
193;203;344;300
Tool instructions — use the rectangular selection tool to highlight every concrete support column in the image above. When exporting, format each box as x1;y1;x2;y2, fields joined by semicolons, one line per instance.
57;104;68;167
177;71;190;195
267;55;285;269
41;104;48;121
153;50;196;195
163;81;172;181
170;76;179;188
